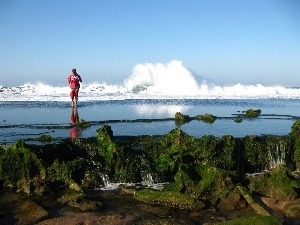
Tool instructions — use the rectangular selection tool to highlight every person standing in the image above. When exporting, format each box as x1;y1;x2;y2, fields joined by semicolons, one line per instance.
67;68;82;106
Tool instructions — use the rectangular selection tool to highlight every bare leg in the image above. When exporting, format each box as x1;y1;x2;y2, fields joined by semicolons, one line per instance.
70;90;75;106
74;89;79;107
74;97;78;107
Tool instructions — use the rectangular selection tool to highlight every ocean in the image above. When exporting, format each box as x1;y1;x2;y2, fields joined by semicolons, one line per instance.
0;82;300;144
1;60;300;143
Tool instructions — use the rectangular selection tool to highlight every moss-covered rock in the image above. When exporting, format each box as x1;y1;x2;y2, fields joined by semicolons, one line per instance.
196;113;216;123
195;135;218;163
175;112;191;126
243;135;268;171
47;158;85;188
13;200;49;224
36;135;53;142
244;109;262;118
215;135;239;170
96;125;155;183
134;189;205;210
248;165;300;200
96;124;114;143
57;189;103;211
290;120;300;170
0;122;299;216
217;192;247;213
234;117;243;123
78;119;91;128
236;186;270;216
148;128;200;180
291;120;300;138
0;140;46;193
173;164;240;204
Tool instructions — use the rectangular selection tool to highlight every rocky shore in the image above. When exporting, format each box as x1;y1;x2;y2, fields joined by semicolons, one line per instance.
1;114;300;224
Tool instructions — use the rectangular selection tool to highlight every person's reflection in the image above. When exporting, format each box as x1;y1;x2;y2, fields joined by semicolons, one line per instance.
70;107;81;138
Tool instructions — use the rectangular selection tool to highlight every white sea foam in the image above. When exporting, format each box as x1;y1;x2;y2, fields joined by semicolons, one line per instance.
1;60;300;101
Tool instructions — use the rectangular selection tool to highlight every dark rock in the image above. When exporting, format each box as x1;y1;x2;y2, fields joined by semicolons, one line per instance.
13;200;49;225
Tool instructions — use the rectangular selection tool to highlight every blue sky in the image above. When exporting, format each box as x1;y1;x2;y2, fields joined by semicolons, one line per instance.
0;0;299;87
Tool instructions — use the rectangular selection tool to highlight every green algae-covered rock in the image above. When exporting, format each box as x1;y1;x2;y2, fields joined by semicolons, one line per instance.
196;135;218;162
245;109;261;118
215;135;239;170
173;164;240;203
0;140;46;193
57;189;103;211
47;158;85;188
234;116;243;123
264;135;290;168
134;189;205;210
248;165;300;200
0;139;94;193
96;125;153;183
217;192;247;213
0;122;299;201
175;112;191;122
243;135;268;169
204;214;281;225
236;186;270;216
196;113;216;123
96;124;114;143
293;137;300;170
36;135;53;142
78;119;91;128
13;200;49;225
243;135;291;172
150;128;200;176
291;120;300;170
291;120;300;138
175;112;191;126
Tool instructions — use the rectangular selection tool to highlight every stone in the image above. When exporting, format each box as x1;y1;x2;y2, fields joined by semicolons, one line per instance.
13;200;49;225
284;201;300;219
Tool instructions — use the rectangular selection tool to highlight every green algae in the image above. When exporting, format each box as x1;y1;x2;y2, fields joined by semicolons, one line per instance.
36;135;53;142
236;186;270;216
244;109;262;118
172;164;240;203
290;120;300;170
175;112;191;126
77;119;91;128
0;121;299;222
196;113;216;123
0;140;46;193
248;165;300;200
57;189;103;211
234;116;243;123
243;135;269;170
215;135;239;170
134;189;205;210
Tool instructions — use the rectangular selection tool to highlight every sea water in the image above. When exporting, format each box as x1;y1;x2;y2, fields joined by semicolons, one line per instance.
0;99;299;144
1;60;300;143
